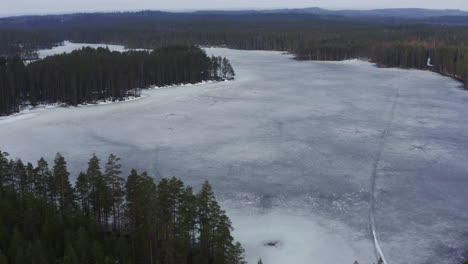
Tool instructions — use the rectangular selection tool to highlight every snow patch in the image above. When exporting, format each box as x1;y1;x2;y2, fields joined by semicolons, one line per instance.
36;41;148;59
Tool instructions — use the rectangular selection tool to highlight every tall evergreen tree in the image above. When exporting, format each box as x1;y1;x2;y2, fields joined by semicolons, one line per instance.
13;160;27;194
86;154;108;225
75;172;91;216
33;158;51;199
104;154;125;231
0;150;9;193
51;153;74;214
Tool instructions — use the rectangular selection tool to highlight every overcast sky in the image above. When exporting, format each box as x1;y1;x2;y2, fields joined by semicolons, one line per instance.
1;0;468;16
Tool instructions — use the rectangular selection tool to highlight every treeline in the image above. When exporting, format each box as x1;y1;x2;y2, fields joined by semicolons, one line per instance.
16;12;463;89
294;39;468;87
1;12;468;89
0;150;245;264
0;45;235;115
0;29;60;58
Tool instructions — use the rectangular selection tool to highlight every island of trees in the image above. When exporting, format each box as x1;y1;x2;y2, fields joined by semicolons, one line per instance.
0;150;245;264
0;45;235;115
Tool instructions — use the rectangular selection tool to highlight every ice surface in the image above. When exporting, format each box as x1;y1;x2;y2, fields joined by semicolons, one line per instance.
1;43;468;264
36;41;146;59
226;206;373;264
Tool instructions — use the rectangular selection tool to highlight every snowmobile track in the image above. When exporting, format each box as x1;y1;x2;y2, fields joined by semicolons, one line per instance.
369;86;400;264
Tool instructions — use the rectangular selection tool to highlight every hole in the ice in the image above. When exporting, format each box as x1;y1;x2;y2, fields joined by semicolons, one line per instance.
264;240;280;248
259;194;273;209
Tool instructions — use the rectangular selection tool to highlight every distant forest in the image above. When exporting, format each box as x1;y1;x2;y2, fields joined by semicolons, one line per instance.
0;11;467;90
0;150;245;264
0;45;235;115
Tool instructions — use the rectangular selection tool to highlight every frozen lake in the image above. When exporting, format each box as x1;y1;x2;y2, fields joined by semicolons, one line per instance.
1;43;468;264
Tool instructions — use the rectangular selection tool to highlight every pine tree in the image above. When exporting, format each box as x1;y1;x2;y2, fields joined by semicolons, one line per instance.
197;181;245;264
104;154;125;231
0;150;9;193
4;160;17;192
75;172;91;215
51;153;74;214
178;186;198;255
221;57;235;80
13;159;27;194
25;162;35;194
156;177;185;264
34;158;51;199
125;169;141;231
86;154;107;225
125;169;157;263
197;180;220;259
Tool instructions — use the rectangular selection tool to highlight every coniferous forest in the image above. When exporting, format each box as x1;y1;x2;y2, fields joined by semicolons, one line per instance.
1;12;468;90
0;150;245;264
0;45;235;115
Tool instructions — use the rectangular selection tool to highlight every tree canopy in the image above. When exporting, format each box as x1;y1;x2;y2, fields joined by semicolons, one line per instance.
0;150;245;264
0;45;235;115
1;12;467;92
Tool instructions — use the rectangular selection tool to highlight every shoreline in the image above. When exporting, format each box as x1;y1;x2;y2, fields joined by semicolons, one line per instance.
0;80;226;123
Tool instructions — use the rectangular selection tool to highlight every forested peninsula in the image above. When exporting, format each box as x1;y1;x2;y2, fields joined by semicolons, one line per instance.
0;45;235;115
0;150;245;264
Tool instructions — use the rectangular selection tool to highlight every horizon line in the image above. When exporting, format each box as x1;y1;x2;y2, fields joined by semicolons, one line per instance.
1;6;467;19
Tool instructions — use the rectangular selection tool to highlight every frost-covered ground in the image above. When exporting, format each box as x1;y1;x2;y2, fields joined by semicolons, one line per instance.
1;43;468;264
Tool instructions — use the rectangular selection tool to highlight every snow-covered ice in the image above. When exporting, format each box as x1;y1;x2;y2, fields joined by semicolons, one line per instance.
36;41;147;59
1;43;468;264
